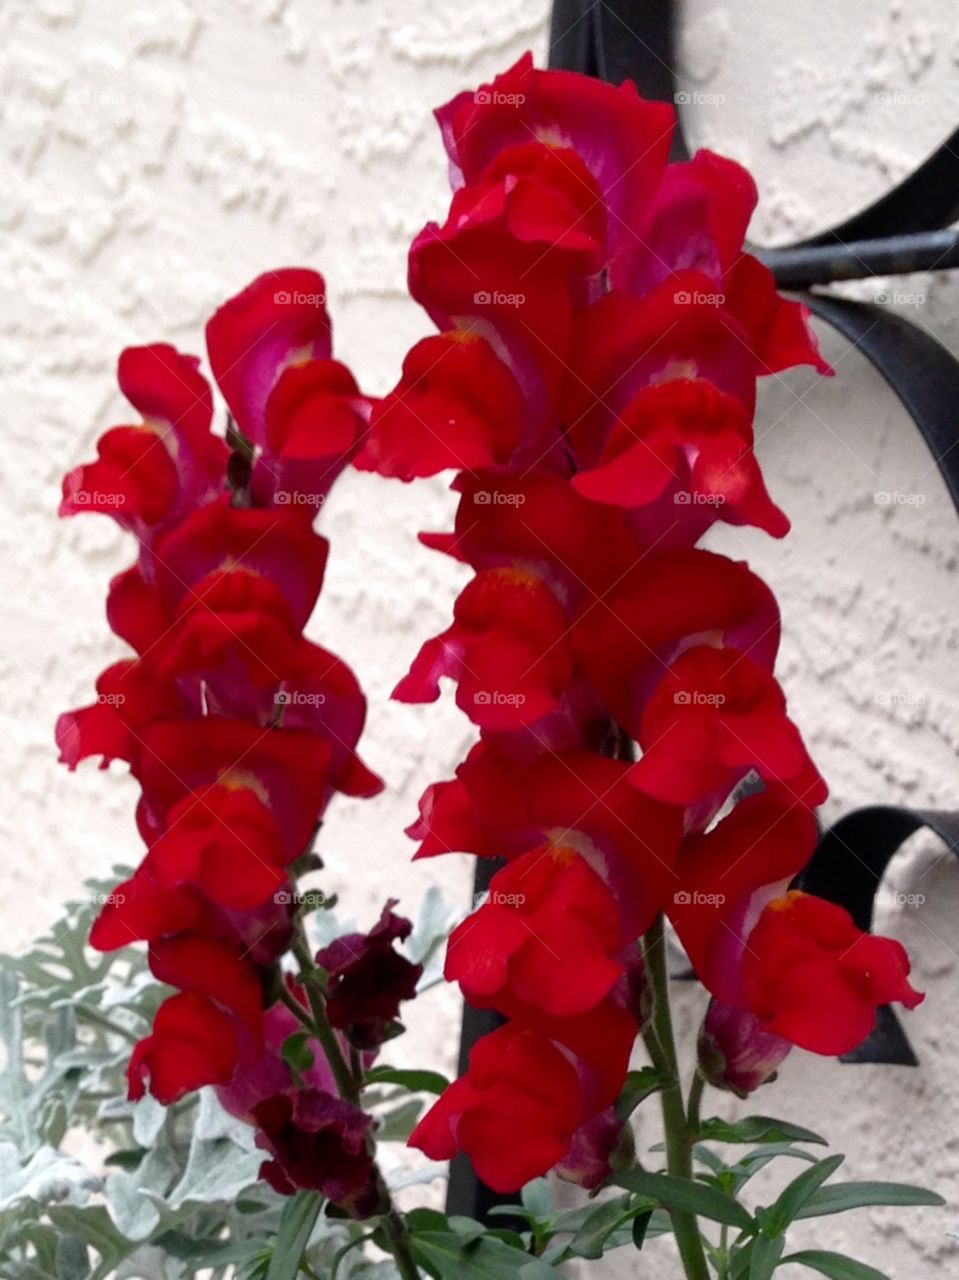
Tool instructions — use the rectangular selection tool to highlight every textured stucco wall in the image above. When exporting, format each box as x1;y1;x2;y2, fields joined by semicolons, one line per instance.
3;0;958;1273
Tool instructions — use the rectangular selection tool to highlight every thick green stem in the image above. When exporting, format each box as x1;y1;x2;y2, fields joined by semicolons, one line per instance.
380;1208;422;1280
643;914;710;1280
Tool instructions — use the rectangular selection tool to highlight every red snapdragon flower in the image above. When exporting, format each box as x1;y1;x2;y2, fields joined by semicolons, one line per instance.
59;270;387;1163
364;54;921;1194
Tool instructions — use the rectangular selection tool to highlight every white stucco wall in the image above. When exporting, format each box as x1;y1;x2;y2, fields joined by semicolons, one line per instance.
3;0;957;1273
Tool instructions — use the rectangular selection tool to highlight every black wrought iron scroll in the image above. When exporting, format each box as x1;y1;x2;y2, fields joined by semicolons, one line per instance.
448;0;959;1217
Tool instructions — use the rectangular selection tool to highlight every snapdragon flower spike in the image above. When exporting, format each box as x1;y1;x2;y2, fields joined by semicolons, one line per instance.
366;53;922;1195
61;273;385;1141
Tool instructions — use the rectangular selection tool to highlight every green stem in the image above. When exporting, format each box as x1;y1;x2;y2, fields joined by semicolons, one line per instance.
291;932;358;1104
290;924;422;1280
380;1208;422;1280
643;914;710;1280
687;1070;705;1137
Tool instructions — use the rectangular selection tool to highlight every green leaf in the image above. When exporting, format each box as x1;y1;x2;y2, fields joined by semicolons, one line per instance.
265;1190;322;1280
614;1068;670;1123
374;1097;424;1142
612;1169;754;1230
794;1181;945;1219
565;1195;654;1260
363;1066;449;1095
409;1230;560;1278
780;1249;891;1280
632;1209;653;1250
281;1032;315;1075
749;1233;784;1280
697;1116;827;1146
520;1178;552;1220
763;1154;845;1235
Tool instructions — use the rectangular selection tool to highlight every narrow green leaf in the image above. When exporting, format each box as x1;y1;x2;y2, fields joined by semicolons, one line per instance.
280;1032;314;1074
780;1249;891;1280
520;1177;552;1219
763;1154;844;1234
565;1196;654;1260
632;1209;653;1250
409;1230;559;1278
615;1068;670;1123
749;1233;784;1280
364;1065;450;1095
612;1169;754;1230
265;1190;321;1280
698;1115;827;1146
794;1180;945;1219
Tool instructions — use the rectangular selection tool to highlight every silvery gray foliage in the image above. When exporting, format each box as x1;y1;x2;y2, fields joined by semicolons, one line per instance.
0;870;452;1280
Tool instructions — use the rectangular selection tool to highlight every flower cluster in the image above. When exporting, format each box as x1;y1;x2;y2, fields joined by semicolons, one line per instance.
360;55;923;1192
57;271;419;1214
